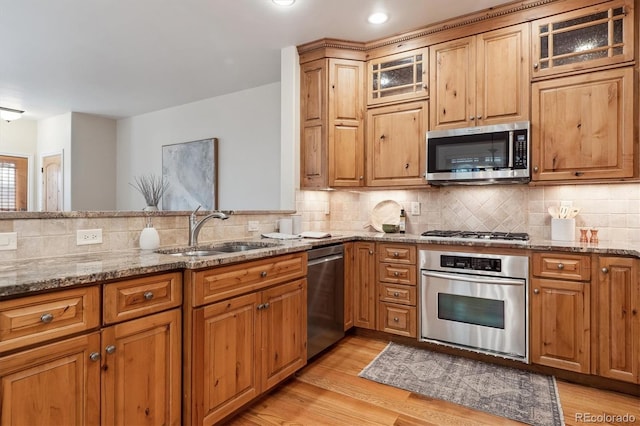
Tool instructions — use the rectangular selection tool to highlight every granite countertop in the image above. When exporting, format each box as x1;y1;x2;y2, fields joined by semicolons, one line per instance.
0;232;638;298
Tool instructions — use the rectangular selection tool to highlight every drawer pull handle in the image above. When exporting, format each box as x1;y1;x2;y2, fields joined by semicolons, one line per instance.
257;302;271;310
89;352;101;362
105;345;116;355
143;291;154;300
393;271;400;277
40;313;54;324
393;317;399;322
534;288;540;294
393;292;400;297
261;271;268;278
601;267;609;274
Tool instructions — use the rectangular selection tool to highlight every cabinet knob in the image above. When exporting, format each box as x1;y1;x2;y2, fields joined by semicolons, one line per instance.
533;63;539;69
359;176;364;180
469;116;475;121
393;292;400;297
557;263;564;270
261;271;267;278
369;250;374;255
533;166;539;173
393;252;399;257
601;267;609;274
105;345;116;355
422;83;428;90
393;317;400;322
477;115;482;120
263;302;270;309
40;313;54;324
393;271;400;277
89;352;101;362
143;291;154;300
574;171;584;177
533;288;540;294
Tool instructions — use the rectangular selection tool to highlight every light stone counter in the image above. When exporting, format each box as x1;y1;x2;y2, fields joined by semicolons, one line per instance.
0;233;638;298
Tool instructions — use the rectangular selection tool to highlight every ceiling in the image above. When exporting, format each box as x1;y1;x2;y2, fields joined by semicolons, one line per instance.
0;0;511;120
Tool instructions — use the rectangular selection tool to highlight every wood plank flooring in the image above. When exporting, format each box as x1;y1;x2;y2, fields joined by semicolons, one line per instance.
227;334;640;426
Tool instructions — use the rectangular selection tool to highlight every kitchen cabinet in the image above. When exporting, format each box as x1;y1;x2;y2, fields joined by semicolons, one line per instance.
101;272;182;426
531;0;634;79
367;47;428;106
531;253;591;373
376;243;417;338
184;253;307;425
597;256;639;383
531;67;634;181
366;101;428;187
352;242;376;329
429;23;530;130
300;57;365;188
0;333;101;426
343;242;354;330
0;273;182;426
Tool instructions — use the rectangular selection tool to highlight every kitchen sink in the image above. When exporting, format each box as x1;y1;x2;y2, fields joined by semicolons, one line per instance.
158;241;281;257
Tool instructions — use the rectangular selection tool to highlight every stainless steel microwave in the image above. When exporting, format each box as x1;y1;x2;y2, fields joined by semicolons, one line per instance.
426;122;530;185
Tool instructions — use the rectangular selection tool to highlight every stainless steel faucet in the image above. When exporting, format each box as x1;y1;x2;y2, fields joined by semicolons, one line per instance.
188;205;229;246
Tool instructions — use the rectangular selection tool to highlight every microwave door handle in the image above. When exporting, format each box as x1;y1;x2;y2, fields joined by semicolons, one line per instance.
508;130;514;168
422;270;525;286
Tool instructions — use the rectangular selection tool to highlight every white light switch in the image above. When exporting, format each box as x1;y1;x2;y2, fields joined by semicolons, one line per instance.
0;232;17;250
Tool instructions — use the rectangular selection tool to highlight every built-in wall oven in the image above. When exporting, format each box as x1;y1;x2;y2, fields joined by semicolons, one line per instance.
419;249;529;363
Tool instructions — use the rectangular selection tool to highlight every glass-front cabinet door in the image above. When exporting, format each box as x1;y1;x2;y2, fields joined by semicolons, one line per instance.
531;0;634;78
367;47;428;105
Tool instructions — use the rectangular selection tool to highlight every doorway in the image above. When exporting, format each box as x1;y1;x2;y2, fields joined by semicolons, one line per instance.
41;152;63;211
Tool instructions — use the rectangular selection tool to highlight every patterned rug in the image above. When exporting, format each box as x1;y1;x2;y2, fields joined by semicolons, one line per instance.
359;342;564;426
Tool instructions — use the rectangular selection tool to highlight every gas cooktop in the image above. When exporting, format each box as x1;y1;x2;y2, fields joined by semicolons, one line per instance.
421;230;530;243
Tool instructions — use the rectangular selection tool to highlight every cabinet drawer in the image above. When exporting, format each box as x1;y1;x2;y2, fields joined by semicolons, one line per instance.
378;263;417;285
378;244;416;264
103;272;182;325
0;286;100;353
191;253;307;307
532;253;590;281
378;283;416;305
377;302;416;338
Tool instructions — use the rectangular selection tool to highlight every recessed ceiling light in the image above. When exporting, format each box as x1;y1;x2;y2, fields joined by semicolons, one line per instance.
368;12;388;24
272;0;295;6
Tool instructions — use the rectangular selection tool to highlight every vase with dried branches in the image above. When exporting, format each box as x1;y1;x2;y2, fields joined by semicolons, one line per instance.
130;174;169;210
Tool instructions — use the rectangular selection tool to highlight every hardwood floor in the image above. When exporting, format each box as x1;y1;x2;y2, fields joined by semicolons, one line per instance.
228;335;640;426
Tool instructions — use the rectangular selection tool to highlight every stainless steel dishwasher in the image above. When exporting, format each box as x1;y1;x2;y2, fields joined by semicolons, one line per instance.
307;243;345;359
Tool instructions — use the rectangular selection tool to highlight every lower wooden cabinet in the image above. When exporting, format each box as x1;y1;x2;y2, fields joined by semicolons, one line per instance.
530;277;590;373
101;309;181;426
352;242;376;329
377;302;416;337
0;333;101;426
597;257;639;383
189;278;307;425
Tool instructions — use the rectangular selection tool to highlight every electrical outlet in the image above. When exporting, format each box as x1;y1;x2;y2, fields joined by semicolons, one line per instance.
247;221;259;232
0;232;17;251
411;202;421;216
76;229;103;245
560;200;573;208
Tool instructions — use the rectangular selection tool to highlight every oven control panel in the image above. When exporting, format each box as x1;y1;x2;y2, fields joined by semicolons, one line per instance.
441;255;502;272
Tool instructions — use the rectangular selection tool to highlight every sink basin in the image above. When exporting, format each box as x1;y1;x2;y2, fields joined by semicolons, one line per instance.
158;241;280;257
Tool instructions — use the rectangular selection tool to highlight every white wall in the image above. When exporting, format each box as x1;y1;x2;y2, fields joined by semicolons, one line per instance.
0;119;37;209
71;112;117;210
38;113;71;210
116;83;282;211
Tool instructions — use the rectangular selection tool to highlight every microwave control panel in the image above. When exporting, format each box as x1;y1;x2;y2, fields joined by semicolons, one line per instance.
513;129;528;169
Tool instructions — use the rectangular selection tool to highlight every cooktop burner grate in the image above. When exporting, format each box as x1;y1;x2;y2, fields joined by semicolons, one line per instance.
421;230;529;241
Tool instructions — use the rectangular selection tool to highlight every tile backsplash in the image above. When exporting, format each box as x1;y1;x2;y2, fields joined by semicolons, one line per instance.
0;182;637;261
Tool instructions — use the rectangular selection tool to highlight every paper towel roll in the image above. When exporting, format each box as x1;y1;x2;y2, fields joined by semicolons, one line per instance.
291;214;302;235
279;218;293;235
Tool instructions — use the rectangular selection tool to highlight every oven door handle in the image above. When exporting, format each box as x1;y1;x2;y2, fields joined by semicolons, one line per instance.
422;271;525;286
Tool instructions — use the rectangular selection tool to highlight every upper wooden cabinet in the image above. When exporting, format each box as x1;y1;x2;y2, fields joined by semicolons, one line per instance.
531;67;634;181
367;48;429;106
429;23;530;130
531;0;634;79
300;58;365;188
366;101;428;187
